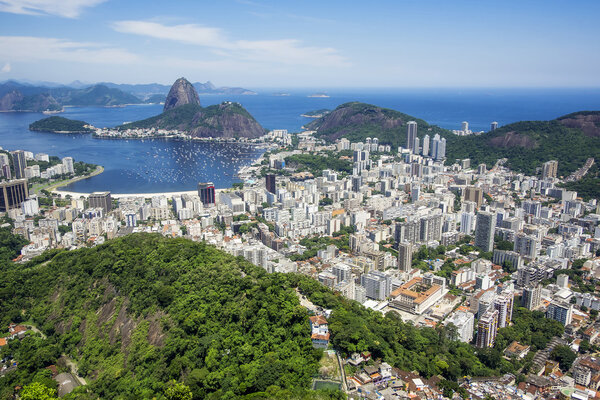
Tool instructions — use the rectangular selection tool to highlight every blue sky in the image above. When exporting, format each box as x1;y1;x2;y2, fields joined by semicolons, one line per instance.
0;0;599;88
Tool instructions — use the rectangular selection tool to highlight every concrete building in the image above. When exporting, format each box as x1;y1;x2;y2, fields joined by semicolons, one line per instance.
546;301;573;326
10;150;26;179
198;182;216;206
542;160;558;179
88;192;112;213
0;179;28;212
444;311;475;343
389;274;446;315
521;285;542;310
494;293;514;328
475;211;496;252
265;174;276;194
464;186;484;208
361;270;392;301
476;309;499;348
397;242;413;272
406;121;417;153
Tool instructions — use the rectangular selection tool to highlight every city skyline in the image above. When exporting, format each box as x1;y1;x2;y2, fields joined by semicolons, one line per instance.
0;0;599;87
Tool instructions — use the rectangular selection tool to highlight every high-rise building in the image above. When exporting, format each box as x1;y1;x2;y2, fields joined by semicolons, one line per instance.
10;150;26;179
413;137;420;154
0;154;9;168
546;301;573;326
431;134;446;160
460;212;475;234
444;311;475;343
542;160;558;179
476;309;499;348
351;176;362;193
332;263;352;283
361;271;391;300
88;191;112;213
62;157;74;174
461;121;469;132
406;121;417;153
521;285;541;310
198;182;216;206
493;293;514;328
464;186;484;208
1;164;11;179
419;214;442;242
514;232;539;260
0;179;29;212
397;242;413;272
474;211;496;252
422;134;430;157
265;174;276;194
490;121;498;131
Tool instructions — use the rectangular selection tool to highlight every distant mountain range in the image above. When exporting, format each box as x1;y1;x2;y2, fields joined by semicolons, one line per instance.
0;79;257;112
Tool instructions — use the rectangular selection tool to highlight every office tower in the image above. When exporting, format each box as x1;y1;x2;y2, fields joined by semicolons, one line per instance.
431;134;446;160
460;212;475;234
546;301;573;326
476;309;499;348
474;211;496;252
397;242;413;272
198;182;216;206
464;186;484;208
413;137;420;154
265;174;276;194
542;160;558;179
62;157;74;174
10;150;26;179
493;294;513;328
88;191;112;213
406;121;417;153
0;179;29;212
351;175;362;193
461;121;469;132
361;271;392;300
490;121;498;131
422;134;430;157
444;311;475;343
521;285;541;310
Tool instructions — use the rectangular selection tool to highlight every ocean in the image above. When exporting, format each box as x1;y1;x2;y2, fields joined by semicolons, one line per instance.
0;88;599;193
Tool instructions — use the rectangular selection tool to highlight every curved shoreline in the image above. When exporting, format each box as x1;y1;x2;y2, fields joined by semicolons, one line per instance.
52;188;231;199
45;166;105;195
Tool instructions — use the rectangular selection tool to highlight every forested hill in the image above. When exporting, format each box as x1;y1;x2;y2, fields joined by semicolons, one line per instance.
306;102;451;148
1;233;553;399
444;111;600;176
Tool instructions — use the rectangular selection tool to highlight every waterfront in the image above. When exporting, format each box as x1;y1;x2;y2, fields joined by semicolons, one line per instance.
0;88;599;193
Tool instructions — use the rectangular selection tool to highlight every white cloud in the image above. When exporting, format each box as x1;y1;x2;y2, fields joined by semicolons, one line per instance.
0;0;104;18
0;62;10;73
0;36;139;64
112;20;347;67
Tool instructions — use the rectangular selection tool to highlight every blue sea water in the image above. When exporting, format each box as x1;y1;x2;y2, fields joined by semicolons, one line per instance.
0;88;599;193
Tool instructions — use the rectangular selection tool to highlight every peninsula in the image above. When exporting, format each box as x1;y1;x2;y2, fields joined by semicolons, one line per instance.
29;116;94;133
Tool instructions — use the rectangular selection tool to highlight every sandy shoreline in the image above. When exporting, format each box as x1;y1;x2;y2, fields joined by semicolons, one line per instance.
53;188;231;199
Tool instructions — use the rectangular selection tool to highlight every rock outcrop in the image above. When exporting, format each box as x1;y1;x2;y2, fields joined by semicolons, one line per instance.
163;77;201;112
0;90;61;112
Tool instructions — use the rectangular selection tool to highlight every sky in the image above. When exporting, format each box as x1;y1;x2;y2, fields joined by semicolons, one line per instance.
0;0;599;88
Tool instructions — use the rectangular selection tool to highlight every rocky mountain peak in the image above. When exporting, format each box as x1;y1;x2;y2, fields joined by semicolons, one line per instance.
163;77;200;112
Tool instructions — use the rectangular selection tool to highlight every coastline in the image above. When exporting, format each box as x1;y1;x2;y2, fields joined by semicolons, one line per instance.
35;165;105;195
52;188;232;199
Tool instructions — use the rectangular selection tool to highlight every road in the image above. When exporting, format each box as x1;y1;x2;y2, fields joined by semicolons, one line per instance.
62;355;87;386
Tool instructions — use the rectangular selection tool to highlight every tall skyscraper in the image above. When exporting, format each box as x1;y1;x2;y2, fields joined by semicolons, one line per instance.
490;121;498;131
351;175;362;193
88;191;112;213
397;242;413;272
413;137;420;155
493;293;513;328
10;150;26;179
431;134;446;161
474;211;496;252
198;182;216;206
476;309;499;348
265;174;276;194
62;157;74;174
406;121;417;153
461;121;469;132
464;186;484;208
422;134;430;157
0;179;29;212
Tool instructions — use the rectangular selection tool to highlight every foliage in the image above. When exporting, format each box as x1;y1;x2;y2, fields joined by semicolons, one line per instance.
19;382;58;400
550;345;577;371
0;226;28;264
165;380;193;400
559;164;600;201
285;154;352;175
494;307;564;352
29;116;92;133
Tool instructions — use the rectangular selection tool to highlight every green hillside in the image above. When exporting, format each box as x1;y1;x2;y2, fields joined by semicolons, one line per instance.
306;102;451;149
62;85;141;107
29;116;92;133
444;112;600;176
0;233;562;399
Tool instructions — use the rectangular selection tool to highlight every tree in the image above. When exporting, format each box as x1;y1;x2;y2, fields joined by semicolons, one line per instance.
164;380;193;400
20;382;58;400
550;345;577;371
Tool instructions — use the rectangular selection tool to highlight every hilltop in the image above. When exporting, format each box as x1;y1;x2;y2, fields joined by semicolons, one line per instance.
120;78;265;139
306;102;451;148
445;111;600;176
29;116;93;133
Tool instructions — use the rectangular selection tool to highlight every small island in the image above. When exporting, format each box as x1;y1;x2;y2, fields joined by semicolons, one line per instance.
29;116;94;133
308;93;330;98
301;108;331;118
